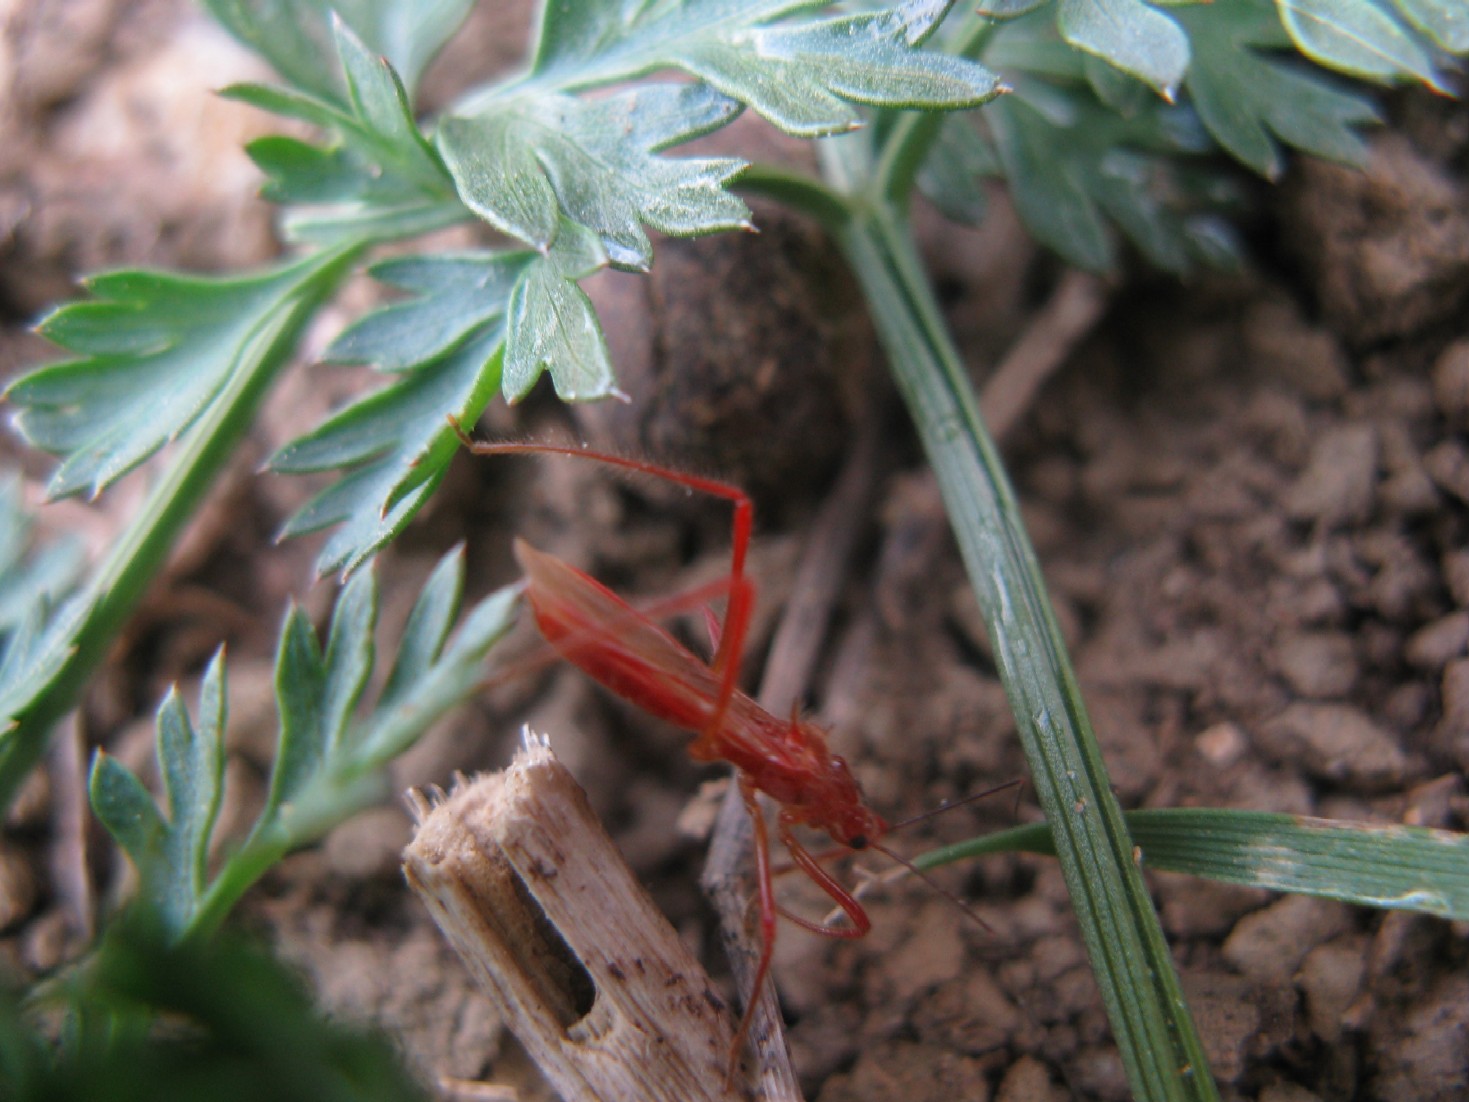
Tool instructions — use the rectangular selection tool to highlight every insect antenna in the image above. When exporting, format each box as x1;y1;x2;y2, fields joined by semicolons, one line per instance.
869;840;995;935
885;778;1023;835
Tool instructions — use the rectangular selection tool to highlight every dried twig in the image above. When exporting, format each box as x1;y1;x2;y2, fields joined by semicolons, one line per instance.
980;270;1108;444
701;412;882;1102
405;733;745;1102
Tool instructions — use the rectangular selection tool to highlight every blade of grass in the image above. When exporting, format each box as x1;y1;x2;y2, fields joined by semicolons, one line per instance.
919;808;1469;920
759;132;1217;1101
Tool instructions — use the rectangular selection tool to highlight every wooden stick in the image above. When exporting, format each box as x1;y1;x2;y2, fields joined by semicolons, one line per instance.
702;412;882;1102
980;270;1108;444
405;731;746;1102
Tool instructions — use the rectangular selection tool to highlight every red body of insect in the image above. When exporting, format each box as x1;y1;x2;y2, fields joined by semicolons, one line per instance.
464;435;886;1067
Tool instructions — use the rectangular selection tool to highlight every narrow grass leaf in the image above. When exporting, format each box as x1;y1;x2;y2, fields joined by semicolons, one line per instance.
919;809;1469;920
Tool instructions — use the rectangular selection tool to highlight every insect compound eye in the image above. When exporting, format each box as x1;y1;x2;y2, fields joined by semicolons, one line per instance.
848;834;868;851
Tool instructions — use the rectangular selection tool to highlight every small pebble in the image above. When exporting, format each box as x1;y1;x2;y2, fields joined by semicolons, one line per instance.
1223;896;1352;984
1430;339;1469;430
1256;703;1408;790
1282;424;1378;527
1405;612;1469;671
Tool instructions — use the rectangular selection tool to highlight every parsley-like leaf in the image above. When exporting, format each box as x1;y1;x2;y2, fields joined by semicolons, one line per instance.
1178;0;1380;178
90;651;226;938
7;252;352;501
441;83;749;270
271;324;503;578
441;2;999;261
225;16;462;244
1277;0;1450;90
88;548;518;939
1056;0;1189;100
203;0;471;104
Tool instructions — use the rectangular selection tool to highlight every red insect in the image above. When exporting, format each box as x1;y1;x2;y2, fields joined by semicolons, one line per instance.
461;434;891;1064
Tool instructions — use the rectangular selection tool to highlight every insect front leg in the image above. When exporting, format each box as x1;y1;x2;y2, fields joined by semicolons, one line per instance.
776;815;872;939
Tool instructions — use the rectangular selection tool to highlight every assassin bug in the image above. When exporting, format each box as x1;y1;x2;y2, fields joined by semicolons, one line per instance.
457;429;917;1067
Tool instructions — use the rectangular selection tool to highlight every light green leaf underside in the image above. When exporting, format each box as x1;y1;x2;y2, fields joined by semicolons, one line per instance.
1276;0;1449;90
921;808;1469;920
1056;0;1189;99
440;84;749;270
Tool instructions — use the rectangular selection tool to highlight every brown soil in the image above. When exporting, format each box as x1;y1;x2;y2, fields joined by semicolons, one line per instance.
2;5;1467;1102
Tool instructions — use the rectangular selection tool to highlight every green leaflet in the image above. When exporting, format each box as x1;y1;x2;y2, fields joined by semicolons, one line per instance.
440;84;750;270
204;0;471;104
224;16;461;244
1277;0;1451;90
90;652;226;937
272;323;504;578
501;222;618;402
678;8;1004;136
979;84;1236;273
7;256;349;502
1056;0;1190;100
1179;0;1380;178
88;549;519;941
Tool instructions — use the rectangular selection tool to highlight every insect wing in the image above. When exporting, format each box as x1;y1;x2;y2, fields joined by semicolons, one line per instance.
514;540;726;732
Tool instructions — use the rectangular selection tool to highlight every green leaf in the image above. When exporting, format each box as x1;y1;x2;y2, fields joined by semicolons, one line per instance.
1057;0;1190;100
89;652;226;938
351;565;521;769
0;474;85;636
6;256;348;501
678;7;1005;136
326;252;533;371
919;809;1469;921
225;16;461;244
1392;0;1469;49
1276;0;1449;90
503;222;618;402
440;83;750;269
86;551;518;940
203;0;471;102
271;323;504;577
12;926;430;1102
265;572;376;824
212;552;519;916
981;84;1229;273
1178;0;1380;177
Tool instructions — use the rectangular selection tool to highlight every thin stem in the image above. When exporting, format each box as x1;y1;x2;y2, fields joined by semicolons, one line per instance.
821;139;1217;1101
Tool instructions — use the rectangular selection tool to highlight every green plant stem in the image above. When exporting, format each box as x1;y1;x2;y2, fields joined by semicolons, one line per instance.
0;245;361;808
794;135;1217;1102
